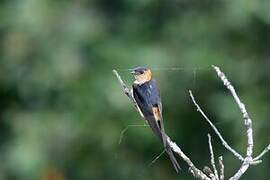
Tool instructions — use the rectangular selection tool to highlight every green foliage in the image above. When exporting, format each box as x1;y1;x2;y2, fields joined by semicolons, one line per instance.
0;0;269;179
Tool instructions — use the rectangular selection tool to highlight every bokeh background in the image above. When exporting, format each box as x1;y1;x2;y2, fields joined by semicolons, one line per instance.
0;0;270;179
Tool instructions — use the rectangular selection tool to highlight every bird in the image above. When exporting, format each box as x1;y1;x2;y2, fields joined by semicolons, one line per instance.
130;66;181;173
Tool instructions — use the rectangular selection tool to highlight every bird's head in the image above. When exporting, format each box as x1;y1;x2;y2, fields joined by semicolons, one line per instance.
130;66;152;84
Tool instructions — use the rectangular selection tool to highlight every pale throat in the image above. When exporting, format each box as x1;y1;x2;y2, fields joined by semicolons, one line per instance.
134;72;152;85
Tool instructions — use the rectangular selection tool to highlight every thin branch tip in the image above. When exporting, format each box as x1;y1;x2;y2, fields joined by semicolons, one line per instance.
213;66;254;180
189;86;244;161
218;156;224;180
207;134;219;180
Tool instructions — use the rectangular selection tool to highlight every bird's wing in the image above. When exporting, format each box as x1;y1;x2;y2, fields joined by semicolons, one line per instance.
132;83;152;118
132;82;181;172
152;105;167;147
132;82;167;146
148;80;167;147
131;88;145;118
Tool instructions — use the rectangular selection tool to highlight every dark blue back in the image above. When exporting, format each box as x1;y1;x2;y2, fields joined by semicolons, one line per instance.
132;80;162;117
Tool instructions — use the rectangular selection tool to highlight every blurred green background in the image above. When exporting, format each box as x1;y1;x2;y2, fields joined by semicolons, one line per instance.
0;0;270;179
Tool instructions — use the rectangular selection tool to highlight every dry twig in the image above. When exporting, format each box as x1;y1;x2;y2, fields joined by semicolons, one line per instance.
212;66;253;180
218;156;224;180
208;134;219;180
167;137;211;180
189;90;244;161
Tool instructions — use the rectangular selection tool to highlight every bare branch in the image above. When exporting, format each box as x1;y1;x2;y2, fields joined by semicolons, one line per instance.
254;143;270;161
212;65;255;180
167;137;211;180
189;90;244;161
212;65;254;159
203;166;216;180
218;156;224;180
229;158;252;180
113;70;144;117
250;160;262;165
208;134;219;180
113;70;134;102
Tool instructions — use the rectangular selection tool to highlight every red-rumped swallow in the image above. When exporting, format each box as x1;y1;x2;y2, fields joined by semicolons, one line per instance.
130;66;181;173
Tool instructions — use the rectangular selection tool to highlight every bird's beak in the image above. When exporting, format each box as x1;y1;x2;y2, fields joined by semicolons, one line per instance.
130;69;136;74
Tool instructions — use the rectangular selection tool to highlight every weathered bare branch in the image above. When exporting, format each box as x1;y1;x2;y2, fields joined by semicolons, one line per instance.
212;65;254;159
113;69;144;117
212;65;255;180
189;90;244;161
218;156;224;180
167;137;211;180
203;166;216;180
112;70;134;102
208;134;219;180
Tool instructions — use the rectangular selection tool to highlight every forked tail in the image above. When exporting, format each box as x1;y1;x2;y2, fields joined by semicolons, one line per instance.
165;142;181;173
